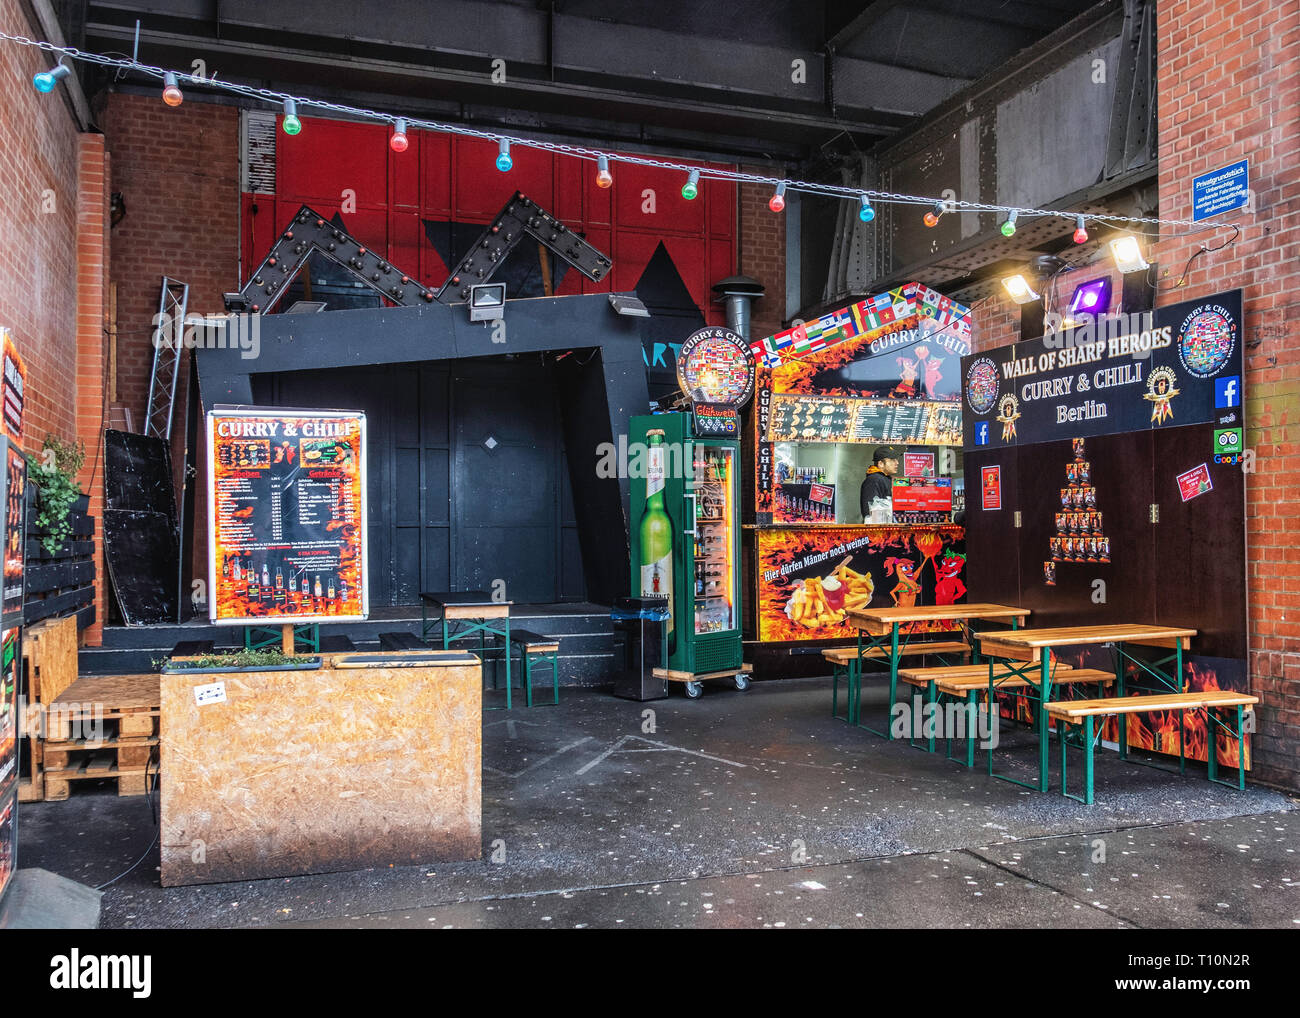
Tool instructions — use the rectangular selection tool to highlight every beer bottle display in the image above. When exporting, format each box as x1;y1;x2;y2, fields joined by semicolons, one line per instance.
638;429;674;642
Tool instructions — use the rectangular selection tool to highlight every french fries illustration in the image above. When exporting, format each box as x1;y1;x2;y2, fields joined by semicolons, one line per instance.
784;561;874;628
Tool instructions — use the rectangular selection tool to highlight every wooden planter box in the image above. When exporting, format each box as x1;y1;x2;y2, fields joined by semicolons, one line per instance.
159;651;482;886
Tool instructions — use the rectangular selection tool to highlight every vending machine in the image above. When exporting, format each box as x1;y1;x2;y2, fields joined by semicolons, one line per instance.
0;435;25;907
629;412;743;689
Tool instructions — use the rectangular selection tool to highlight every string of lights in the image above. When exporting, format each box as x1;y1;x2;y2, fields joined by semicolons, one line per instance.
4;30;1247;242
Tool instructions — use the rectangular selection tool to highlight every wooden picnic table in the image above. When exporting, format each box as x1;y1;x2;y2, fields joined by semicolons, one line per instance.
841;603;1030;735
421;591;514;705
976;623;1198;792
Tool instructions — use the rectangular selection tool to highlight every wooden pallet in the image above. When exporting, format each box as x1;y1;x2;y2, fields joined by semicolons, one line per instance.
19;615;81;801
43;754;151;801
40;673;160;799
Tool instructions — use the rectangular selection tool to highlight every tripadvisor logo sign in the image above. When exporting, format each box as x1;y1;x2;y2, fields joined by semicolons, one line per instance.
50;950;151;998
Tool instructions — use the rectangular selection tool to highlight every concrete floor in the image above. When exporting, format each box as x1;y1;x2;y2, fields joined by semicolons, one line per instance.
17;677;1299;929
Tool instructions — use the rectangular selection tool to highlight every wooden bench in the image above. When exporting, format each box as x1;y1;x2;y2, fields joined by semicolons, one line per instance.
379;631;429;651
1046;691;1260;803
506;630;560;708
893;665;1115;764
823;641;970;722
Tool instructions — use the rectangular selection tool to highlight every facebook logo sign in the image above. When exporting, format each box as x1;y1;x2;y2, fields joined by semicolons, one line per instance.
1215;376;1241;408
975;421;990;446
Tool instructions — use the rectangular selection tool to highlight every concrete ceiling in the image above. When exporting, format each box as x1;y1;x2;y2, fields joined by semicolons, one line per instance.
71;0;1098;164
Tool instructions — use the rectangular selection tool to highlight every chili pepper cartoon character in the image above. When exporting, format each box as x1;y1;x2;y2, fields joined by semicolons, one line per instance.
891;357;919;399
934;550;967;604
923;354;946;398
884;557;922;607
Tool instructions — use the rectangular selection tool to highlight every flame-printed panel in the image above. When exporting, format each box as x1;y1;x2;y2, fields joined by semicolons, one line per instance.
208;411;366;624
757;526;966;642
994;650;1250;768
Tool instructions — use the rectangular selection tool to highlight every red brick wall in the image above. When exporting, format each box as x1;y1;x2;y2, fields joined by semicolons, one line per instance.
738;171;786;340
75;135;109;644
0;0;83;446
102;92;240;617
0;0;107;641
1155;0;1300;789
103;92;241;429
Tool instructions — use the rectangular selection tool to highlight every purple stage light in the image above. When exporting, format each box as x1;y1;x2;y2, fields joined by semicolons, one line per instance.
1069;277;1112;317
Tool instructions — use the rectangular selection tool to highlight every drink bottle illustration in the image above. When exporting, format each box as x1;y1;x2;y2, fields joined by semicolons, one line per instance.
262;563;270;588
314;575;323;598
638;429;674;648
275;567;283;590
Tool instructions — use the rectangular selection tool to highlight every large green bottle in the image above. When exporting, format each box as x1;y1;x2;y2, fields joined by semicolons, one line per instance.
639;429;674;646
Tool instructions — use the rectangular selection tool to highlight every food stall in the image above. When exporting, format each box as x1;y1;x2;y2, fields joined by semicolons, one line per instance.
746;283;973;651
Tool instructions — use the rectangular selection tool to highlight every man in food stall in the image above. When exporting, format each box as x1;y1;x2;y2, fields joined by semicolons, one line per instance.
860;446;901;523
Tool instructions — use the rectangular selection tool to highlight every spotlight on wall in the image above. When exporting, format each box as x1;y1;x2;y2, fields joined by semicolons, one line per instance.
608;294;650;318
468;283;507;322
1068;277;1112;317
1109;234;1149;273
1001;274;1040;304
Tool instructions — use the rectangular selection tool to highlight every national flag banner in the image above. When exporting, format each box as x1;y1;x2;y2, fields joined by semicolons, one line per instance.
750;336;782;368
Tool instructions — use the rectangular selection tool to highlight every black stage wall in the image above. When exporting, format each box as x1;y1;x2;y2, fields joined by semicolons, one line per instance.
196;294;649;606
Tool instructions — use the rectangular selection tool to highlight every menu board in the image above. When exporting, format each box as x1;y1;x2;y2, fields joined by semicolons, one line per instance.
207;409;367;624
3;444;23;618
1;328;24;442
892;478;953;512
768;395;962;446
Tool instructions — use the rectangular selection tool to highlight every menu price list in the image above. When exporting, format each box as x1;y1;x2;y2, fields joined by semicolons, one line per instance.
209;412;365;623
768;395;962;445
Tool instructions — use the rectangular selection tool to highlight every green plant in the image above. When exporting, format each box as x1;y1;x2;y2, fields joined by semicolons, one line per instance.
168;648;317;670
28;435;86;556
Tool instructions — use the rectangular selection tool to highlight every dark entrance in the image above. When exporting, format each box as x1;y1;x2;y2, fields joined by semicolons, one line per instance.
262;357;584;606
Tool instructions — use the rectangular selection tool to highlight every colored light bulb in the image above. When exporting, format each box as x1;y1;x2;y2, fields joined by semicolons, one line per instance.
390;118;409;153
682;169;700;200
162;72;183;107
32;64;70;93
495;138;512;172
923;201;945;228
1073;215;1088;244
595;154;613;189
769;182;787;213
858;196;875;222
1000;210;1019;237
282;99;301;135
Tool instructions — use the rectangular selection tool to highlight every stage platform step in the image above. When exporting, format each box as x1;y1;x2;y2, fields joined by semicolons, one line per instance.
80;603;618;687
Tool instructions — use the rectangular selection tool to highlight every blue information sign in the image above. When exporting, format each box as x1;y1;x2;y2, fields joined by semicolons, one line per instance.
1192;160;1248;221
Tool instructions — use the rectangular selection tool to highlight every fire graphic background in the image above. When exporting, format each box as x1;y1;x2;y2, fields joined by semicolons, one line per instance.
757;526;966;642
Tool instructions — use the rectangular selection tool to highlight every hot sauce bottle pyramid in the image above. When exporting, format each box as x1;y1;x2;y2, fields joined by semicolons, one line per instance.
1044;437;1110;586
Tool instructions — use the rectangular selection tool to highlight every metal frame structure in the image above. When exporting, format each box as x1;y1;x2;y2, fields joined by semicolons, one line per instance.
145;276;189;441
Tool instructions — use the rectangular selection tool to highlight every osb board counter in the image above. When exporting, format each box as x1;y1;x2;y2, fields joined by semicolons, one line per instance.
160;652;481;886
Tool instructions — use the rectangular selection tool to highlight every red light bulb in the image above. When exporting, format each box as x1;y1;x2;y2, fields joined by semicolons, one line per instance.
390;118;409;153
1073;215;1088;244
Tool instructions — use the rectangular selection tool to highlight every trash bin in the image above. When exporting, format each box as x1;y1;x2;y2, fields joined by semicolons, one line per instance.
610;596;669;701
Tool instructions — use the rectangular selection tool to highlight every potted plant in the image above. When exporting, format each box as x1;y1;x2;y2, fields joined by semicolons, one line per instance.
27;435;87;556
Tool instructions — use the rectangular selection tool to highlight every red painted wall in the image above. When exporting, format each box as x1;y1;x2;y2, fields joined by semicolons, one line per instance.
243;116;737;323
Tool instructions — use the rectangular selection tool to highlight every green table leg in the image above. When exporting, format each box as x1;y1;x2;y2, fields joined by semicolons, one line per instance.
1116;644;1128;761
887;624;901;740
1083;716;1096;804
1207;707;1218;785
1236;704;1246;789
967;691;978;769
1038;647;1052;793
